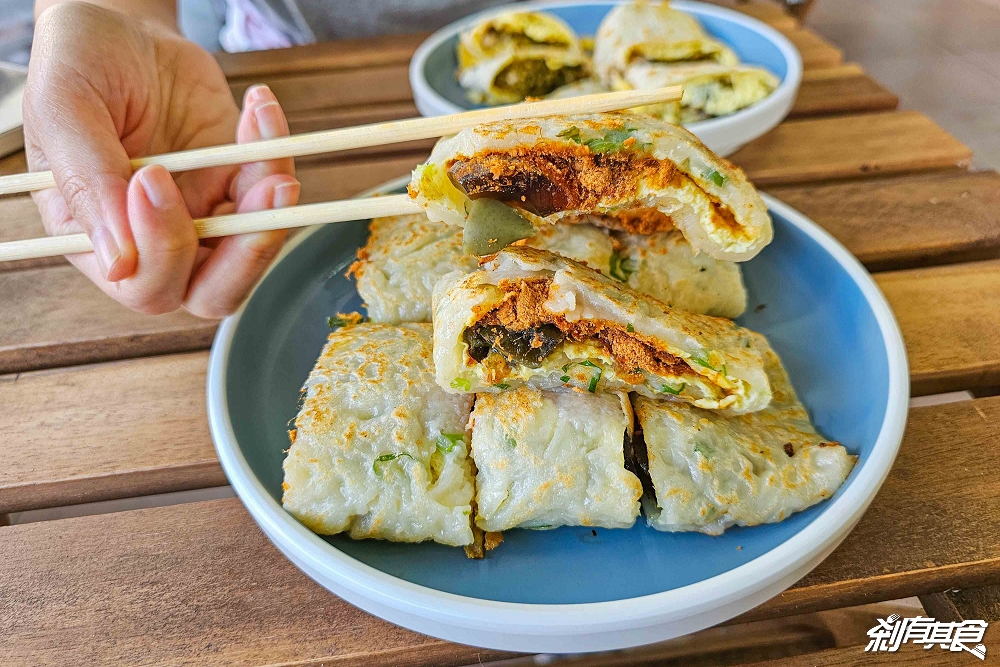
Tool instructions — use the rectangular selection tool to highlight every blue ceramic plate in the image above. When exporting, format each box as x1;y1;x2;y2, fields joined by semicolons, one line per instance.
409;0;802;155
207;176;908;652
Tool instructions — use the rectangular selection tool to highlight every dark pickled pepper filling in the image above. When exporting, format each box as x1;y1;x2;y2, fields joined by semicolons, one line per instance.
463;323;565;368
624;424;656;499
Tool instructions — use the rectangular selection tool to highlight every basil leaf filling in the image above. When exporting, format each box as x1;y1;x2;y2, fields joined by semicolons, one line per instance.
462;198;536;256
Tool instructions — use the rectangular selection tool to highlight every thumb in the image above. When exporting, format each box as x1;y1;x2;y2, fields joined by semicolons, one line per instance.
25;75;137;282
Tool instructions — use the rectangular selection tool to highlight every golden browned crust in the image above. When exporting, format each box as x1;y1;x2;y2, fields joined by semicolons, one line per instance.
475;277;692;381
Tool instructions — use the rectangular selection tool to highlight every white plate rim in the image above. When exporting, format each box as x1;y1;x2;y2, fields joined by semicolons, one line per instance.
206;177;909;645
407;0;804;140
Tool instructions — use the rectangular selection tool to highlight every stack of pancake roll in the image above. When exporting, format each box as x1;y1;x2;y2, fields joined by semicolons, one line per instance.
457;0;779;126
281;112;855;557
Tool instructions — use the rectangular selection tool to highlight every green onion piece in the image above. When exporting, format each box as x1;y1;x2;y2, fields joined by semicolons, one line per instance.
705;169;726;187
660;382;686;395
626;323;635;332
691;354;721;373
557;126;582;143
493;382;511;390
561;362;572;372
560;375;570;383
583;126;650;154
372;451;416;473
609;252;638;282
436;433;465;453
578;360;599;368
587;366;602;392
327;313;365;329
506;436;517;448
451;377;472;391
721;364;728;377
693;442;713;458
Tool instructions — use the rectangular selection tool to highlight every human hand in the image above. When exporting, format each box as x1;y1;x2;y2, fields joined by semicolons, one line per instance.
24;2;299;317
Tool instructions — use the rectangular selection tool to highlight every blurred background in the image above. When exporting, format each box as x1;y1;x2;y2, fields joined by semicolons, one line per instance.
1;0;997;166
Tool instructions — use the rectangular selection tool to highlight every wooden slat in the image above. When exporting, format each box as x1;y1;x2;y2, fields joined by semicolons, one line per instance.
0;149;26;175
737;643;995;667
216;33;428;80
286;101;419;135
740;396;1000;621
3;396;999;665
0;498;512;667
6;109;956;271
0;265;216;375
878;260;1000;396
6;273;1000;510
0;154;425;371
704;0;799;31
296;154;419;203
229;64;412;115
0;195;63;272
273;67;896;129
0;352;222;513
0;172;990;381
921;584;1000;623
790;68;898;118
782;27;844;69
766;170;1000;271
730;111;972;186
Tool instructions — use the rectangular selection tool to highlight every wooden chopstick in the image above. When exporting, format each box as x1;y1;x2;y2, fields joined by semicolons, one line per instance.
0;194;422;262
0;86;682;196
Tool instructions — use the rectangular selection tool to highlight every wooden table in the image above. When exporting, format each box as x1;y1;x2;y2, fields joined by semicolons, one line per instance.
2;4;1000;665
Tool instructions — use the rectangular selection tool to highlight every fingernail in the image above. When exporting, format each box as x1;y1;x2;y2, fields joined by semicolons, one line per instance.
138;166;181;210
92;227;122;279
273;181;300;208
243;84;275;106
254;101;288;139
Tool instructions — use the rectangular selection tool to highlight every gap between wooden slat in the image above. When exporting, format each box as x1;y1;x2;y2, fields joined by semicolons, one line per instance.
766;170;1000;272
216;32;429;79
